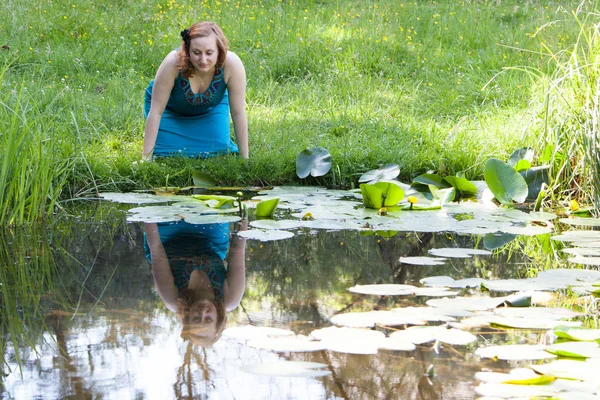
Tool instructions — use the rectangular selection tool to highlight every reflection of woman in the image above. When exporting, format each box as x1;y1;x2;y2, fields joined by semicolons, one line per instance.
144;220;246;346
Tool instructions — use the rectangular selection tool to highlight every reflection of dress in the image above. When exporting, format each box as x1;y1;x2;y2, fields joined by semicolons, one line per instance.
144;67;239;157
144;222;230;300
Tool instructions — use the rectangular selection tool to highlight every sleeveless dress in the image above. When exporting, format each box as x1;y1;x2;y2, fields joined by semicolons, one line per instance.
144;67;239;158
144;221;230;300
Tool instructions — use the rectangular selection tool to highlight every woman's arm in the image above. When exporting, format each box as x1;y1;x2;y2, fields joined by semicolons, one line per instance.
142;51;179;160
225;52;248;158
145;223;178;312
223;220;247;311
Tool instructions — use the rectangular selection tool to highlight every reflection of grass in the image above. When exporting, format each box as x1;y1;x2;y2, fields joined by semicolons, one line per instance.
0;227;67;374
0;0;585;191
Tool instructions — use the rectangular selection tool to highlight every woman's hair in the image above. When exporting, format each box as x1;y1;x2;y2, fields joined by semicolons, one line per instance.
177;21;229;78
176;288;227;347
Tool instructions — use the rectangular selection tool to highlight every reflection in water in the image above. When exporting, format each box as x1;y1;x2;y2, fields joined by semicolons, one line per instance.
2;202;553;399
144;220;247;346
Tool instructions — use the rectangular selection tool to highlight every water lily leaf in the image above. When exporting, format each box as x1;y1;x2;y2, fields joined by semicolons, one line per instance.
255;198;279;218
412;173;451;189
475;368;556;385
545;342;600;359
443;176;478;196
310;327;383;354
192;170;217;188
520;166;550;201
489;317;581;330
99;192;179;204
222;326;294;341
430;186;456;204
532;359;600;381
420;276;486;289
507;147;535;167
475;344;556;361
360;183;383;209
373;181;405;206
559;217;600;227
475;381;598;399
247;337;326;352
250;219;303;230
484;158;529;205
390;325;477;346
553;326;600;342
376;337;416;351
183;214;241;225
569;256;600;266
236;229;294;241
484;233;518;249
358;163;400;184
330;310;426;328
399;256;446;266
347;284;417;296
551;231;600;243
241;361;331;377
427;296;507;311
494;307;582;320
427;247;492;258
296;146;332;178
191;194;236;208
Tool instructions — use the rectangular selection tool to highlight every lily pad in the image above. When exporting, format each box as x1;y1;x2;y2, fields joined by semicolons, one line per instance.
553;326;600;342
192;170;217;188
347;284;417;296
183;214;241;225
330;310;426;328
99;192;178;204
532;359;600;381
255;198;280;218
559;217;600;227
507;147;535;167
475;368;556;385
399;256;446;266
358;163;400;184
545;341;600;359
296;146;332;178
247;336;326;352
222;326;294;341
390;325;477;346
236;229;294;242
484;158;529;205
427;247;492;258
241;361;331;377
420;276;486;289
249;219;304;230
475;344;556;361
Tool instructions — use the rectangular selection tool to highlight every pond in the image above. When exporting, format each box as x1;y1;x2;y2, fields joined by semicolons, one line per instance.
1;187;600;400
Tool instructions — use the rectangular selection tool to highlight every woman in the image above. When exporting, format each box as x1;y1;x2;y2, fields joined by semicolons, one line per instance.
143;21;248;159
144;220;247;346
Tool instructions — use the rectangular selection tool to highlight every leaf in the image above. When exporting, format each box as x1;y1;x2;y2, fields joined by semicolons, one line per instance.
412;174;451;189
255;198;280;218
191;194;236;208
553;326;600;342
358;164;400;184
192;170;217;188
484;158;529;205
520;166;550;201
514;159;532;172
360;183;383;209
430;186;456;204
296;146;332;178
507;147;534;167
443;176;478;195
484;233;518;250
373;181;405;206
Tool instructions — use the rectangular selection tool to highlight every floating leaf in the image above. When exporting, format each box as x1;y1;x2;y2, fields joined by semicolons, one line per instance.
475;368;556;385
255;198;280;218
347;284;417;296
545;342;600;359
191;194;236;208
358;163;400;184
241;361;331;377
399;256;446;266
247;337;326;352
249;219;303;230
484;158;529;205
296;146;332;178
236;229;294;241
475;345;556;361
532;359;600;381
420;276;486;289
520;166;550;201
360;183;384;209
553;326;600;342
192;170;217;188
222;326;294;341
99;192;178;204
559;217;600;227
412;174;451;189
390;325;477;346
427;247;492;258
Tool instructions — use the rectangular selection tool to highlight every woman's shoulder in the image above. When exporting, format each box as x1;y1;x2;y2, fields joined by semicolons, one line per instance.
224;51;244;69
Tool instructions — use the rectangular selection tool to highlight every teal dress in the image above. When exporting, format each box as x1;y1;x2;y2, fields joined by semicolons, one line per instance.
144;222;230;300
144;67;239;157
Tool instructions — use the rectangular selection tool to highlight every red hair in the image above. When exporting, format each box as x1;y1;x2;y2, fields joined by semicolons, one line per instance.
177;21;229;78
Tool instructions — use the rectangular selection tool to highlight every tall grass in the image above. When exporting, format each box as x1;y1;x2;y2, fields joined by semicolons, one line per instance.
0;64;73;225
0;0;588;192
525;4;600;214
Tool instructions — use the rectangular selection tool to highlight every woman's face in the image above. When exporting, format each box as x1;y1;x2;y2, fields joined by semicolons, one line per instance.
188;35;219;73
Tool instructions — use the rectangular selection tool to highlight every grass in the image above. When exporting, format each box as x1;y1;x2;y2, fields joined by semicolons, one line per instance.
0;0;594;212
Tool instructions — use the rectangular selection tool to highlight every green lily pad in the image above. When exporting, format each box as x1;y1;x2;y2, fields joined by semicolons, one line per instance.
192;170;217;188
99;192;178;204
531;359;600;381
489;316;582;330
255;198;280;218
347;284;417;296
310;327;384;354
330;310;426;328
420;276;486;289
545;342;600;359
222;326;294;341
412;173;452;189
475;368;556;385
484;158;529;205
399;256;446;266
247;337;326;352
358;163;400;184
553;326;600;342
483;233;518;250
507;147;535;167
390;325;477;346
183;214;241;225
520;166;550;201
296;146;332;178
559;217;600;227
443;176;478;196
249;219;303;230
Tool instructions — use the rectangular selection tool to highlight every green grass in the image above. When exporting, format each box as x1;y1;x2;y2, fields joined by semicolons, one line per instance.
0;0;592;205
